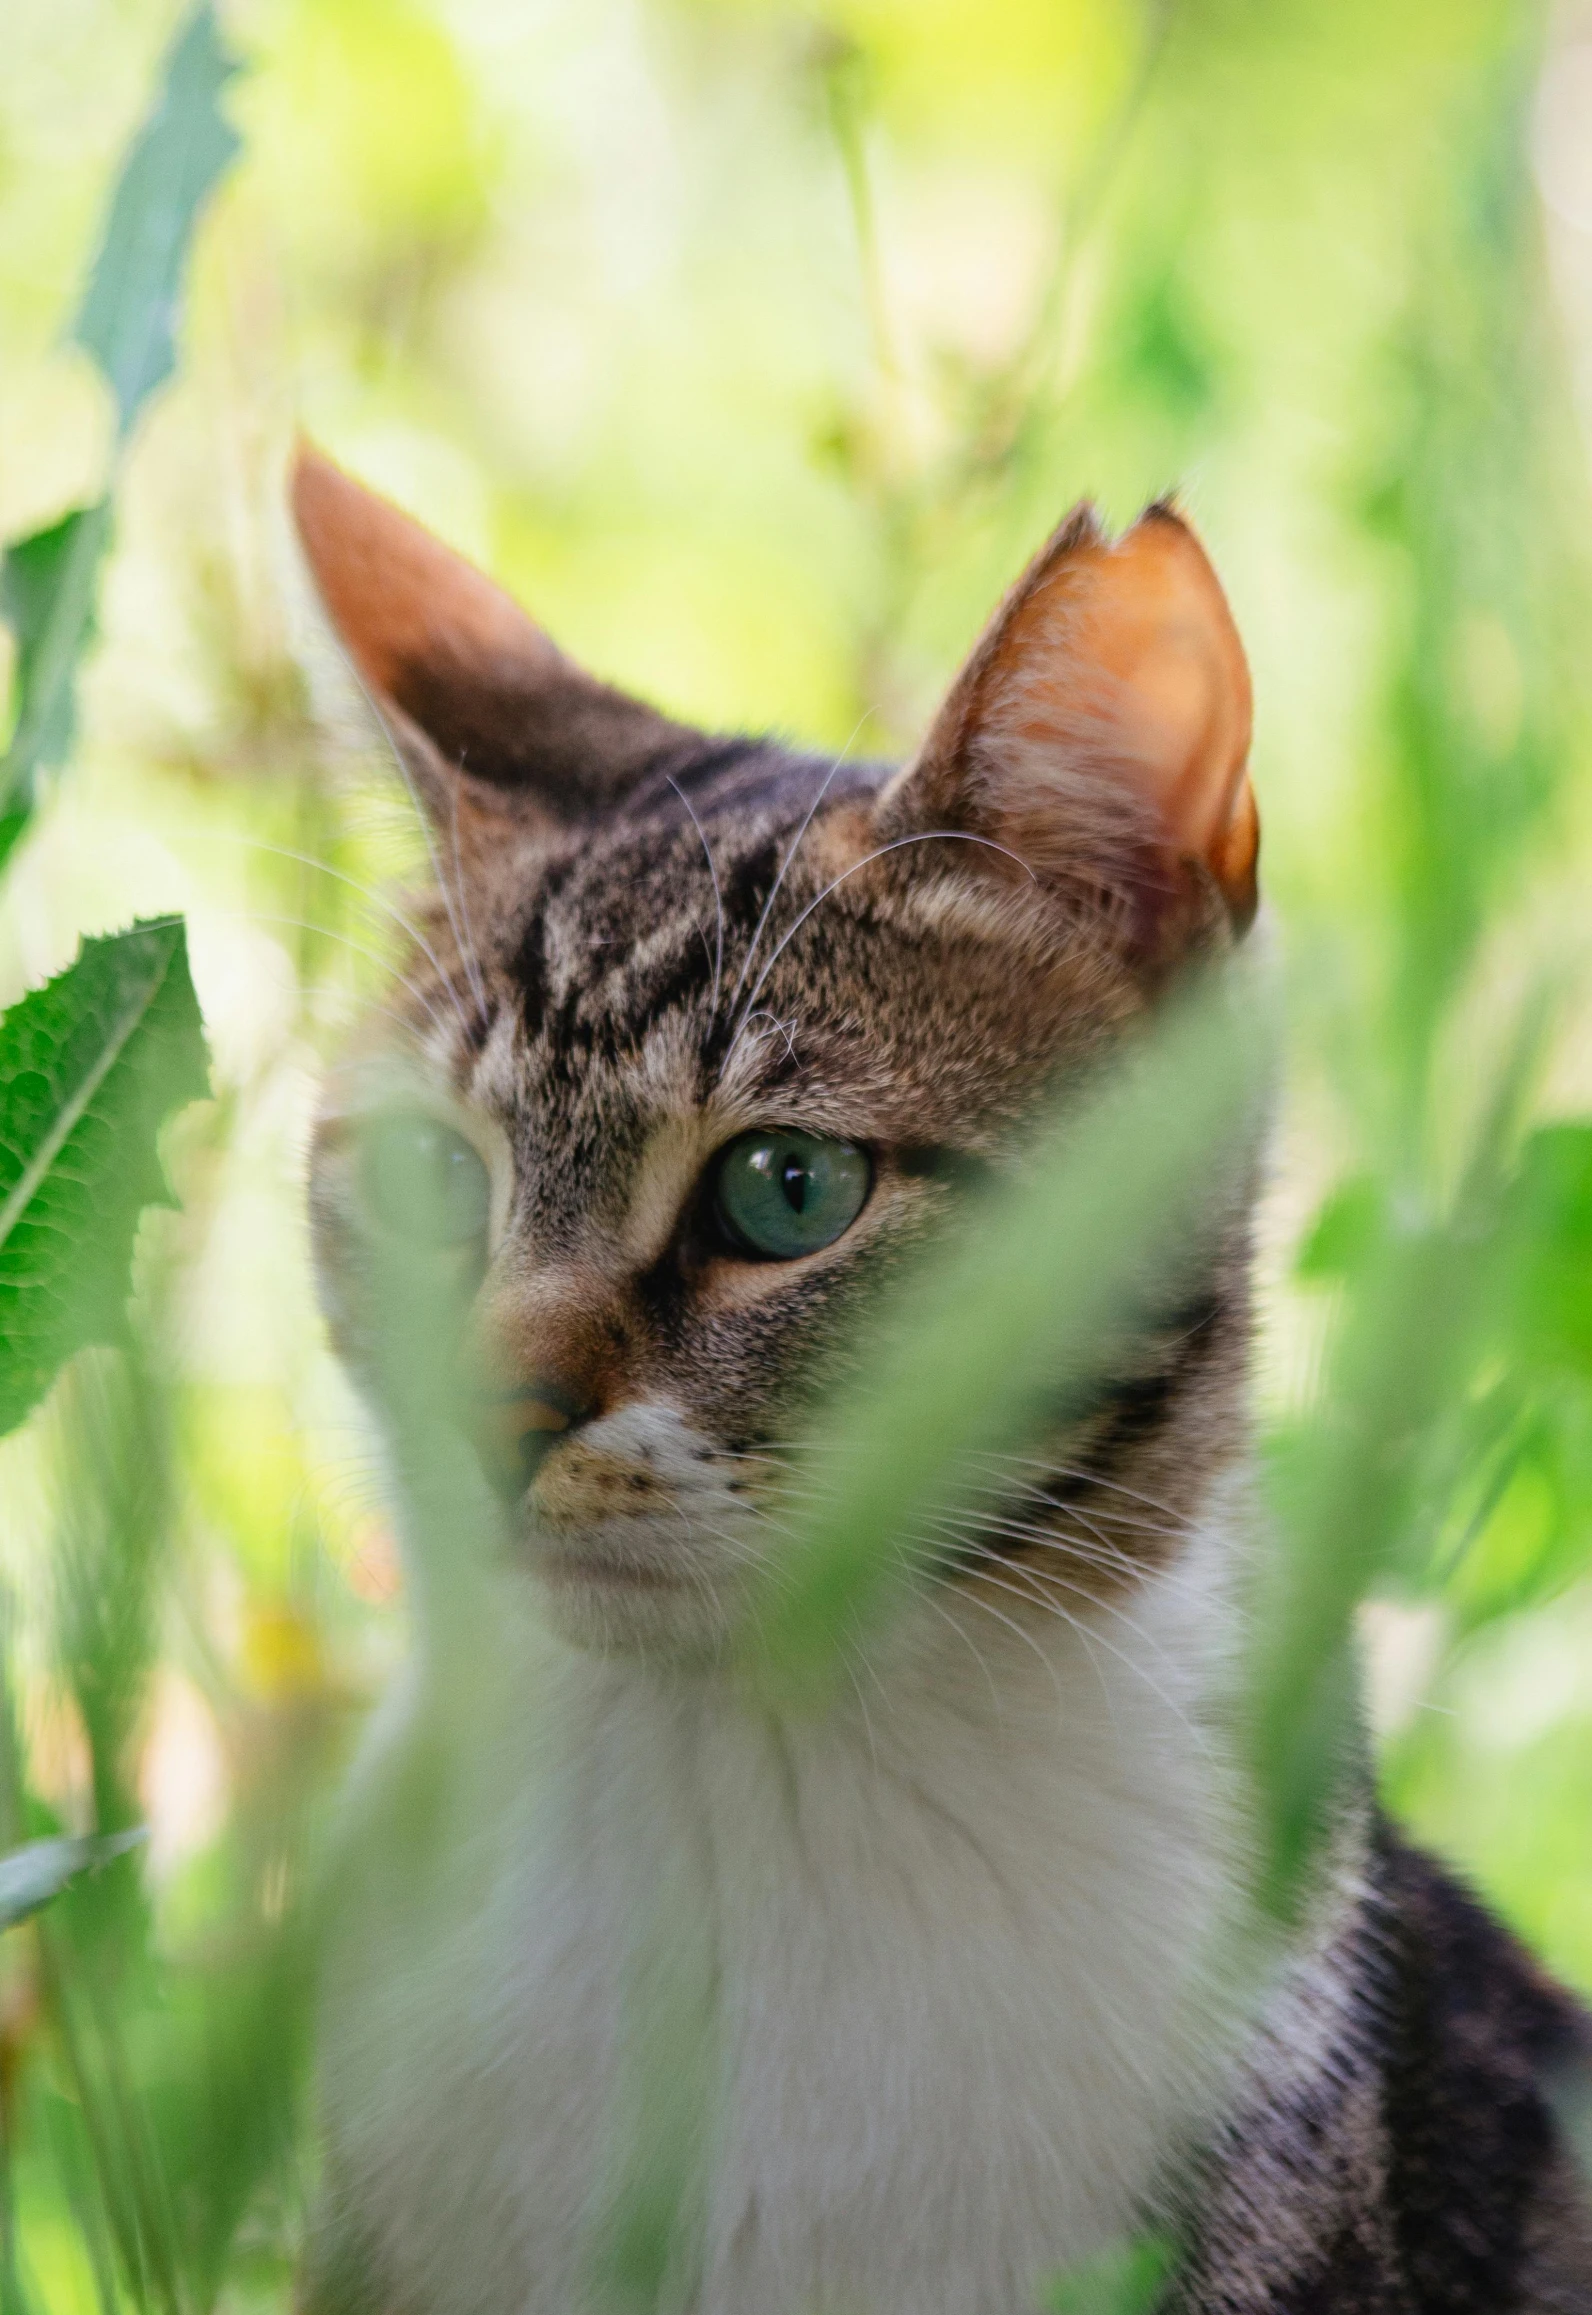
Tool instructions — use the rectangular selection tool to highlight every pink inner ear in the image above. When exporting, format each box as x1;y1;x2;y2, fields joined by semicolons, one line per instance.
290;440;694;837
290;443;564;708
903;503;1259;934
988;509;1256;918
1059;516;1252;863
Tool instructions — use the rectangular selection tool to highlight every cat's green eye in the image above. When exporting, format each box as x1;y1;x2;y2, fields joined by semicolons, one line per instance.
711;1130;871;1260
357;1114;491;1249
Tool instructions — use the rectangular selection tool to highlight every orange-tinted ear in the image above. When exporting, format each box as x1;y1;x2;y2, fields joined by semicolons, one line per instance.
291;443;685;832
885;502;1258;950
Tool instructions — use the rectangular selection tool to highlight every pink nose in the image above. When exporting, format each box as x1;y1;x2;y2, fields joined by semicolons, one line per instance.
473;1385;590;1502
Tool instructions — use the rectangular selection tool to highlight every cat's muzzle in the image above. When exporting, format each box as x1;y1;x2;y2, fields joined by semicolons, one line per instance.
472;1383;591;1503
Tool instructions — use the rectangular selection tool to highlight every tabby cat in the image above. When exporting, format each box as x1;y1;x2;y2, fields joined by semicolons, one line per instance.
292;447;1592;2314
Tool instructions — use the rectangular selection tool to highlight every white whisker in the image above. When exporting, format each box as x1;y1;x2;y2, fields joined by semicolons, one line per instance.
947;1537;1204;1746
949;1576;1073;1716
356;684;492;1036
727;717;870;1012
728;830;1038;1057
668;775;725;1031
448;761;492;1030
210;909;464;1048
956;1555;1122;1731
186;828;478;1040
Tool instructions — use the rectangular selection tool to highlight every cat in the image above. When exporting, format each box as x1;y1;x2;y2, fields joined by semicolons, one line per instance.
290;445;1592;2315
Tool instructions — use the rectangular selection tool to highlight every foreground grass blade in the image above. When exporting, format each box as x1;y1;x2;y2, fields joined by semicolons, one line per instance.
1045;2232;1175;2315
0;1835;145;1933
749;981;1265;1694
0;4;238;856
0;919;208;1437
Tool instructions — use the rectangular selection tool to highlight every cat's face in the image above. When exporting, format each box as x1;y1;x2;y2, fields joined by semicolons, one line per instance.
298;455;1259;1658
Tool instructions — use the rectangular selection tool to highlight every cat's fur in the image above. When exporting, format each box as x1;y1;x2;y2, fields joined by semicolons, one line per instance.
292;449;1592;2314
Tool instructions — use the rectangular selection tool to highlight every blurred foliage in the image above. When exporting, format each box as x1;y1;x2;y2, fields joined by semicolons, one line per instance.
1045;2231;1175;2315
3;0;1592;2305
0;4;237;862
749;987;1265;1701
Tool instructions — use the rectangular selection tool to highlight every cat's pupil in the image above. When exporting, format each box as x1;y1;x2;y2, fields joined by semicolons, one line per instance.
710;1129;871;1259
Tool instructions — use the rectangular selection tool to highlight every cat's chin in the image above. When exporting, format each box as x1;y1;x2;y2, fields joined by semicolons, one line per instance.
522;1524;741;1661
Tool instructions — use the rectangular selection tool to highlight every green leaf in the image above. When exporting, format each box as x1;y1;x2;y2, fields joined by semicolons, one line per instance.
0;1832;146;1932
1045;2232;1176;2314
746;986;1267;1696
0;500;113;857
1296;1175;1381;1282
0;919;209;1439
1504;1125;1592;1374
0;6;239;859
72;3;241;438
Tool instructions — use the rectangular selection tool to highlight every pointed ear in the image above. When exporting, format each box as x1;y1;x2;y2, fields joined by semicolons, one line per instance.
290;444;686;837
883;502;1258;954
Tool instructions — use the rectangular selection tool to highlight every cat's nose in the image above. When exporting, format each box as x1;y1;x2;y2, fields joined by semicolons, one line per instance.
473;1381;593;1504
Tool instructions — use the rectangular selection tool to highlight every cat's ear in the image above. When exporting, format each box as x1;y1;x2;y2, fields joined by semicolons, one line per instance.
882;502;1258;955
291;444;686;842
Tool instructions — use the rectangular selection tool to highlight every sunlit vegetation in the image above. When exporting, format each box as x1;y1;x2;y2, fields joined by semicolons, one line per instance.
3;0;1592;2305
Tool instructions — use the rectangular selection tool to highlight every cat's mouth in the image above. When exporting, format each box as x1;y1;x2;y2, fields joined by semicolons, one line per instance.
498;1405;764;1653
533;1537;687;1592
518;1511;749;1658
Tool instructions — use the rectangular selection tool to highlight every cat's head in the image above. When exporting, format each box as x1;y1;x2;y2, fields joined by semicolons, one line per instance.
296;450;1259;1659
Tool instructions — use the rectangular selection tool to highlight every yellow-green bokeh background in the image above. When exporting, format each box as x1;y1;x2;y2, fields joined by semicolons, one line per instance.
4;2;1592;2294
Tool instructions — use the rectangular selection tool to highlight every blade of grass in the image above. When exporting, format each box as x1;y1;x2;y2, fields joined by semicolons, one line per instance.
747;976;1268;1697
0;1839;146;1936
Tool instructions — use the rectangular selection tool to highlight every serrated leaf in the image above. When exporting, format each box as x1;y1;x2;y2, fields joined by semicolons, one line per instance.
73;3;241;437
0;1832;146;1932
0;500;113;856
0;918;209;1438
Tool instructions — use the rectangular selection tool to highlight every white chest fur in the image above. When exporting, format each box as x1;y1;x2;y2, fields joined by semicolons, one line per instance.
318;1505;1249;2315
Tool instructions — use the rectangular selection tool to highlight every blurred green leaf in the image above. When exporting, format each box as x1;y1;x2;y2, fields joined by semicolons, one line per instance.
6;0;1592;2296
750;985;1266;1694
1251;1206;1497;1921
0;1833;144;1933
1503;1126;1592;1374
0;919;209;1439
0;502;112;863
1045;2230;1175;2314
0;4;238;861
72;3;240;439
1296;1176;1380;1282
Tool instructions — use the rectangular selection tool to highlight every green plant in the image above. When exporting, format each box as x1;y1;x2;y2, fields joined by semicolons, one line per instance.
2;1;1591;2309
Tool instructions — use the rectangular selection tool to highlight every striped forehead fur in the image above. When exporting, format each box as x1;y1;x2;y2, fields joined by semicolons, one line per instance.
324;711;1258;1658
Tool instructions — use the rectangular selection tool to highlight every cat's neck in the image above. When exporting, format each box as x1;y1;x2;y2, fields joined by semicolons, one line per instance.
345;1465;1257;2315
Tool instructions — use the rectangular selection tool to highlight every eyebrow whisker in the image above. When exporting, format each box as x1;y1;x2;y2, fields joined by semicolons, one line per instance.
726;830;1038;1063
668;774;725;1032
448;751;493;1030
180;827;478;1040
212;909;465;1048
363;683;492;1035
726;717;869;1013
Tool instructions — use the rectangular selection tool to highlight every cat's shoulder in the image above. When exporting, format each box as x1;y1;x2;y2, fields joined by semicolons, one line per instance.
1176;1821;1592;2312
